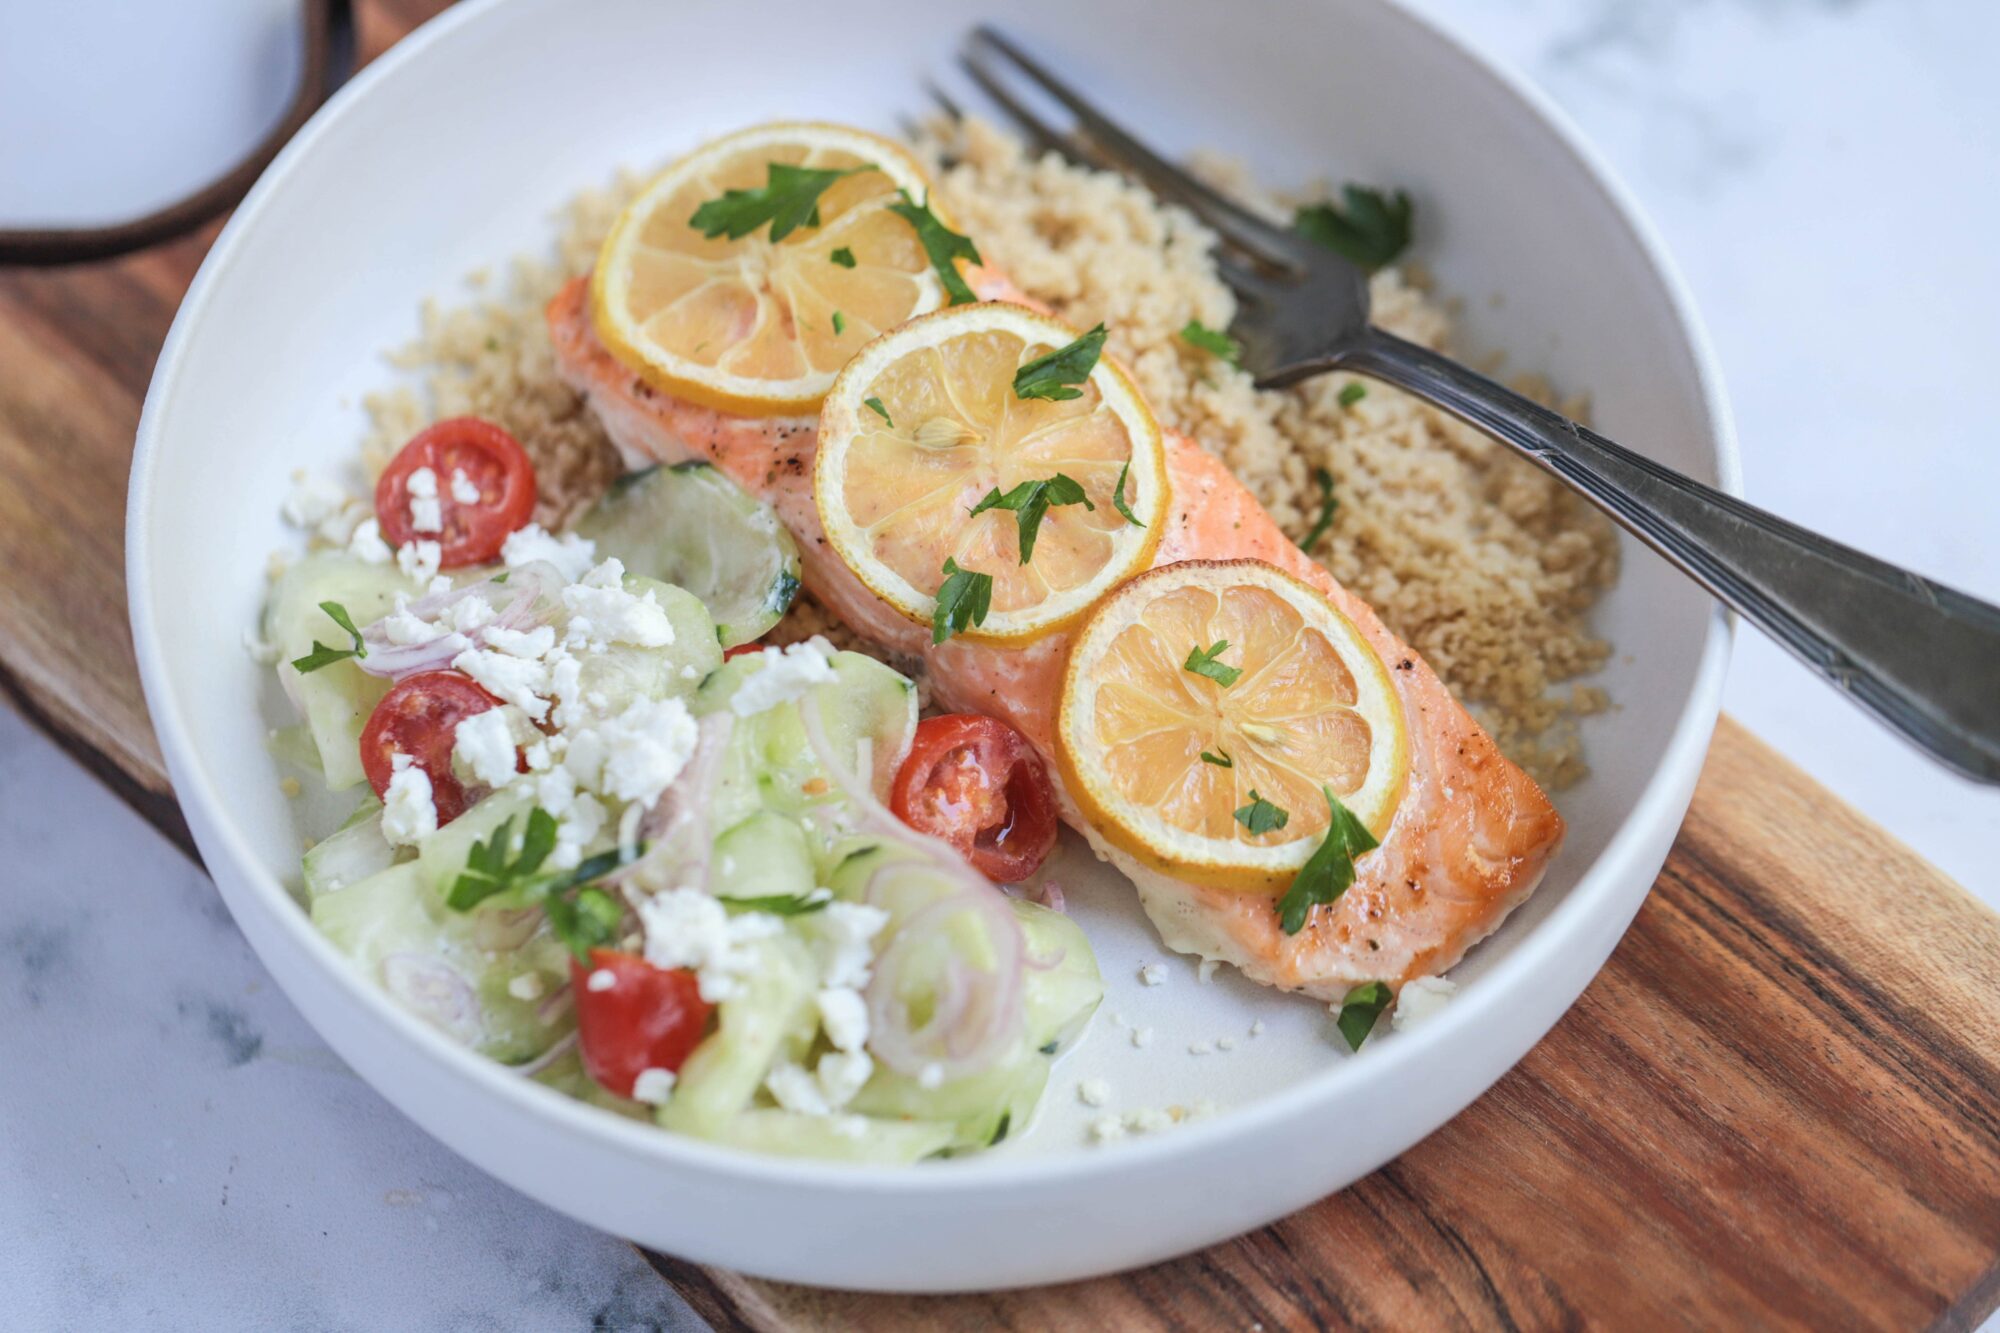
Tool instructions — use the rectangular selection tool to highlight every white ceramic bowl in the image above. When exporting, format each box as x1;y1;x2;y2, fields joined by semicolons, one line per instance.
128;0;1734;1291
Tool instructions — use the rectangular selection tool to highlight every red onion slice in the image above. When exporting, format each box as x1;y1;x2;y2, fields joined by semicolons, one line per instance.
355;561;565;681
380;952;480;1044
865;890;1025;1080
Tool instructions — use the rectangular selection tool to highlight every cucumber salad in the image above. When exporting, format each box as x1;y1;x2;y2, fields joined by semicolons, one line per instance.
261;417;1101;1162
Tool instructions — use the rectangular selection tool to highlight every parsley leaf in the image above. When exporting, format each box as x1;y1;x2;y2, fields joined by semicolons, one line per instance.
545;885;625;964
1277;786;1380;935
832;310;846;336
1338;382;1367;408
1013;323;1107;402
1179;319;1240;367
1335;981;1392;1051
290;600;369;673
1294;185;1414;272
829;246;857;268
1184;639;1243;688
720;891;832;917
932;557;993;645
1234;790;1290;836
864;396;893;427
1298;466;1338;553
1113;460;1145;528
887;195;982;305
689;162;869;243
968;473;1095;563
1200;749;1233;768
446;808;560;911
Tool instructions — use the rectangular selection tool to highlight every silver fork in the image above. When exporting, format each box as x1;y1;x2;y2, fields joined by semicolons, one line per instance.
948;25;2000;785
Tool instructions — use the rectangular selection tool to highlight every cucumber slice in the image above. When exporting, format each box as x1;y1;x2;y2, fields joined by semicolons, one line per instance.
847;1046;1050;1153
302;795;397;901
265;554;419;790
576;462;802;648
712;811;818;905
656;934;816;1137
417;786;536;902
310;862;571;1063
566;575;722;719
702;1109;956;1164
1014;899;1104;1054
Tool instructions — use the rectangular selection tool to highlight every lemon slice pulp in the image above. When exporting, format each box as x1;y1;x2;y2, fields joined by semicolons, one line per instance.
815;303;1168;644
1056;559;1408;892
591;122;951;416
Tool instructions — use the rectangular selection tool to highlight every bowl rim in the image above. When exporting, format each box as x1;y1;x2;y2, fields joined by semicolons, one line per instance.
127;0;1737;1197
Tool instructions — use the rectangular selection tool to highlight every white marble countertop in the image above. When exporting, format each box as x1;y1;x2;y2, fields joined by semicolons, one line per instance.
2;0;1994;1326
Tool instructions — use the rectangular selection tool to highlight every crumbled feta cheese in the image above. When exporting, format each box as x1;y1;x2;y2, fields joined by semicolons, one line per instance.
1197;959;1221;984
1078;1078;1111;1108
502;523;597;582
563;695;698;808
448;468;481;504
407;466;443;533
813;901;890;990
1130;1026;1154;1049
241;627;280;665
1139;963;1167;987
397;539;442;584
1090;1114;1126;1143
380;762;437;846
728;638;837;716
1216;1036;1236;1051
506;972;545;1001
917;1063;945;1090
453;646;551;720
281;472;347;529
453;707;522;788
483;623;556;659
766;1061;831;1116
347;517;392;564
315;499;370;548
1391;975;1458;1032
1188;1040;1212;1056
815;1050;873;1110
586;968;617;992
816;987;869;1053
561;560;674;650
635;887;781;1003
1128;1107;1175;1134
1249;1019;1266;1038
631;1067;677;1105
443;594;495;634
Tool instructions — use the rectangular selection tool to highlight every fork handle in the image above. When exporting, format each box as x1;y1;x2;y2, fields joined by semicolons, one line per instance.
1327;327;2000;784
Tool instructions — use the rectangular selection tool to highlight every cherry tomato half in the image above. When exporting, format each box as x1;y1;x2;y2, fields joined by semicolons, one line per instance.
375;416;537;568
571;950;714;1099
890;714;1060;883
359;670;500;826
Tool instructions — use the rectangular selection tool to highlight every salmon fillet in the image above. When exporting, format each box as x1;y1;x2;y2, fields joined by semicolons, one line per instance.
548;274;1562;1000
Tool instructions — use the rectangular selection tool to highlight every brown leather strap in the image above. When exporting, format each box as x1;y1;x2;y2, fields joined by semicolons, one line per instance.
0;0;356;266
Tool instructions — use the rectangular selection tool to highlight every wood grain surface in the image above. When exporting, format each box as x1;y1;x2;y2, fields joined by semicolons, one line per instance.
4;3;1996;1329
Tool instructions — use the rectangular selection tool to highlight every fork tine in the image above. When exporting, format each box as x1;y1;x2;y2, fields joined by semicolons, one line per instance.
956;56;1099;167
966;26;1310;272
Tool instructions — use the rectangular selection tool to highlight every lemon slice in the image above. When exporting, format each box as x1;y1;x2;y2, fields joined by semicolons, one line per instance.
1056;559;1408;892
815;303;1168;644
591;122;951;416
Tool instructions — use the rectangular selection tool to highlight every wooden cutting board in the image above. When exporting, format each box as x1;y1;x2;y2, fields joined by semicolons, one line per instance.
5;3;1996;1327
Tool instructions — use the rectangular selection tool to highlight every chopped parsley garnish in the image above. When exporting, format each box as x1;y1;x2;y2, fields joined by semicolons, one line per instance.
1200;749;1234;768
290;600;368;673
989;1111;1012;1146
1335;981;1392;1051
689;162;870;243
832;310;846;336
1179;319;1240;367
1184;639;1243;688
864;396;893;427
1298;466;1338;552
968;473;1094;563
1112;460;1145;527
446;808;558;911
1276;786;1380;935
887;194;982;306
1294;185;1414;272
544;883;625;964
1013;323;1107;402
829;246;857;268
719;891;831;917
1233;790;1289;836
1038;1039;1060;1056
931;557;993;645
1338;382;1367;408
